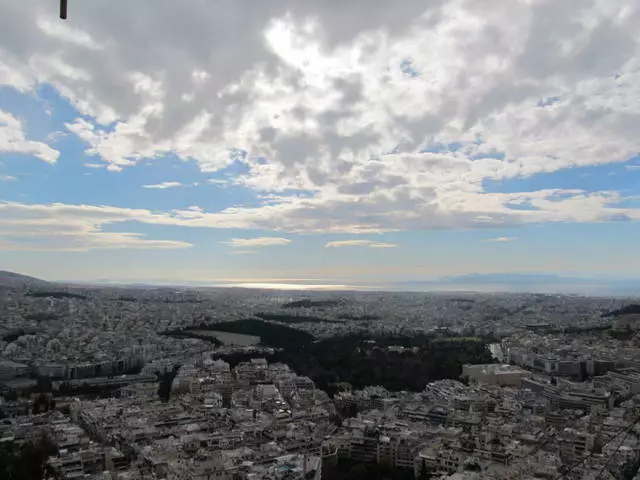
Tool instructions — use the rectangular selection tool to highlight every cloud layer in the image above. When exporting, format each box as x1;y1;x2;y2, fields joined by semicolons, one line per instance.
0;202;192;251
1;188;640;251
1;0;640;245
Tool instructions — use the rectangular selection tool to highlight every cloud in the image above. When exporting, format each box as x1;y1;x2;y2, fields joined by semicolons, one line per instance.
0;201;192;252
221;237;291;248
1;0;640;235
0;110;59;163
35;17;102;50
325;240;375;248
369;243;398;248
142;181;184;189
485;236;519;243
227;250;258;255
0;175;16;182
325;240;398;248
0;192;639;252
84;163;105;168
0;235;191;252
45;131;68;142
625;165;640;171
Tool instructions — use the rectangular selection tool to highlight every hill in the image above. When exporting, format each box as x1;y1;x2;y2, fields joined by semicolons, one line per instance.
171;320;495;394
0;270;50;288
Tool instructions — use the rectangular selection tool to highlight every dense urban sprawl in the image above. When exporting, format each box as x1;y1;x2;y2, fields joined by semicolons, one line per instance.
2;272;640;479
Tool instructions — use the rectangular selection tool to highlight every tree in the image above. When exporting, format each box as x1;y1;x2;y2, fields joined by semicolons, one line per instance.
31;394;52;415
0;434;58;480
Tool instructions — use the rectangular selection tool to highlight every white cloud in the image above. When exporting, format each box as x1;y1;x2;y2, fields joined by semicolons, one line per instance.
0;175;16;182
485;236;519;243
625;165;640;171
0;201;192;252
227;250;258;255
325;240;398;248
0;110;59;163
35;17;102;50
0;202;191;251
1;0;640;235
142;181;184;189
221;237;291;248
0;235;191;252
84;163;105;169
0;195;638;253
45;131;68;142
325;240;375;248
369;243;398;248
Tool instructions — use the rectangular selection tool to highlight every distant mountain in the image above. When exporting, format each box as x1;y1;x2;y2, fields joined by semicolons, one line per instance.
438;273;592;284
392;273;640;296
0;270;51;288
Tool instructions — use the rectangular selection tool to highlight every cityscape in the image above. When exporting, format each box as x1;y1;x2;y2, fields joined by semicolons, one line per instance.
1;270;640;479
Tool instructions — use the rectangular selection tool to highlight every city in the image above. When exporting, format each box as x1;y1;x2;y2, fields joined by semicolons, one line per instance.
2;270;640;479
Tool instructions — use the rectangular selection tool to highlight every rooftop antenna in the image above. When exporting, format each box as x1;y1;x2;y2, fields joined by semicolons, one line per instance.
60;0;68;20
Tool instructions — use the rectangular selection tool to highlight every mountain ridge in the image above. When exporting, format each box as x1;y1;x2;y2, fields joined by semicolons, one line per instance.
0;270;50;287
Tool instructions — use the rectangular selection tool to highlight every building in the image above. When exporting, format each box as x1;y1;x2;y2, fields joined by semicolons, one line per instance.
461;364;530;387
0;360;29;381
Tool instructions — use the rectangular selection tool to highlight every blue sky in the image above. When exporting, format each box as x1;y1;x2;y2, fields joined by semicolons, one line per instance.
1;0;640;286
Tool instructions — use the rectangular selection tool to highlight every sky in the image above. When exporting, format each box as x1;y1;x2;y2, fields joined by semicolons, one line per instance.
1;0;640;287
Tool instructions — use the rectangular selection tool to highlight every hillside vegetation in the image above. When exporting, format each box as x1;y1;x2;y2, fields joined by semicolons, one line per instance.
191;319;494;394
